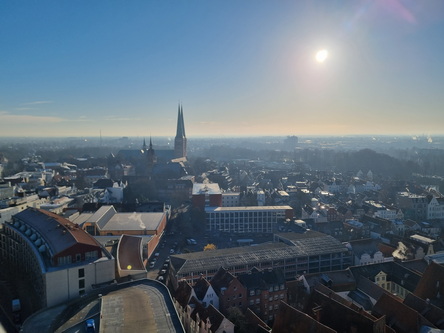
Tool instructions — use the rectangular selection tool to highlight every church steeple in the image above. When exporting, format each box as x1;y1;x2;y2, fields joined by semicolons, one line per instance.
174;104;187;158
147;135;156;166
142;138;147;151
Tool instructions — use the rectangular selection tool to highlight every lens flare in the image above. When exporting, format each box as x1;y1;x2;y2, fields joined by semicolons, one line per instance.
315;49;328;63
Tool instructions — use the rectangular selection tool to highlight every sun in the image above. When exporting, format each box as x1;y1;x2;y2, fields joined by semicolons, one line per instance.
315;49;328;63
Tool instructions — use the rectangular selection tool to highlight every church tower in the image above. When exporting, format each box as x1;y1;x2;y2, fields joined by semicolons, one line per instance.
174;104;187;158
147;136;156;166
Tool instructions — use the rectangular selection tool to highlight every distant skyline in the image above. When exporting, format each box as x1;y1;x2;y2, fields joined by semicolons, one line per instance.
1;1;444;137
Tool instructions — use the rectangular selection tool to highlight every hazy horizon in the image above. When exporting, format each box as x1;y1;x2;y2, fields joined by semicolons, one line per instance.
2;1;444;137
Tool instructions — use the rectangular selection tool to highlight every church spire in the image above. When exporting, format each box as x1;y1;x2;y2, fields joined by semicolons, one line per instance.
142;138;147;151
174;103;187;158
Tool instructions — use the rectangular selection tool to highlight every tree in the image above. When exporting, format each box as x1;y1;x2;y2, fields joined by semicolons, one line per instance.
226;307;248;333
203;243;217;251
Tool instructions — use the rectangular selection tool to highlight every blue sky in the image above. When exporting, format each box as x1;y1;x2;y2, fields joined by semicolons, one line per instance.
1;1;444;137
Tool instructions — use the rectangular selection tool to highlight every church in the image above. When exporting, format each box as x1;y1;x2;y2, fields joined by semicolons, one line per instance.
108;105;189;180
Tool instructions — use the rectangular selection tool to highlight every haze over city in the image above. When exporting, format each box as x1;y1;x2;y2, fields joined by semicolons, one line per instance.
1;1;444;137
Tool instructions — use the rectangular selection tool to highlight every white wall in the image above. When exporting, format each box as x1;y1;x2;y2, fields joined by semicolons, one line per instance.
45;258;115;307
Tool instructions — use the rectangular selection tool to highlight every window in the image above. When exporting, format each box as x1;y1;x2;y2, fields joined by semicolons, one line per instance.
76;254;81;262
238;293;242;298
250;290;255;296
78;268;85;278
249;300;254;306
79;279;85;289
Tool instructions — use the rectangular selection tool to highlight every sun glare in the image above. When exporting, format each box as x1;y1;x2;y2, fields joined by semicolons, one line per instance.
315;49;328;63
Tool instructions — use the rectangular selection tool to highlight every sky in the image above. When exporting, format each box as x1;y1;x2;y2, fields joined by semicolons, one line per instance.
1;1;444;138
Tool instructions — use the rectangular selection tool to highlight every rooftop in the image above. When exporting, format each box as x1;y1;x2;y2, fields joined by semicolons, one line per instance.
13;208;101;258
192;183;221;195
172;233;348;275
205;205;293;212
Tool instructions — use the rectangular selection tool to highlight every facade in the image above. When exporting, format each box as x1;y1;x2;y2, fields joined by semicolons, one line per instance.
238;268;287;323
210;268;247;314
0;208;115;309
347;238;393;265
221;192;240;207
427;197;444;220
192;183;222;211
205;206;293;233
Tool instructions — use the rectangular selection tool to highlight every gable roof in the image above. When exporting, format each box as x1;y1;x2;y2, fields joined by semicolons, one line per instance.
372;293;435;332
272;301;335;333
403;293;444;329
414;262;444;308
174;280;193;308
193;276;211;301
210;267;236;295
238;267;285;291
349;261;421;293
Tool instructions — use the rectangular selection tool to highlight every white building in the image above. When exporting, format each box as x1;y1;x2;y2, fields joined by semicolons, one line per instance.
427;197;444;220
0;194;48;224
221;192;240;207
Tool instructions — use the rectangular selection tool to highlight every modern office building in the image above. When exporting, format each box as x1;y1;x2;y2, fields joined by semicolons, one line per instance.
205;206;294;233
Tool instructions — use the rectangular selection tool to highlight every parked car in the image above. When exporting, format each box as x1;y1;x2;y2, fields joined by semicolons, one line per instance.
187;238;197;245
86;318;96;333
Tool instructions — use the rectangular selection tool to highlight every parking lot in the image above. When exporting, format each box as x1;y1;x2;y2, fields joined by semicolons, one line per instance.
146;226;275;282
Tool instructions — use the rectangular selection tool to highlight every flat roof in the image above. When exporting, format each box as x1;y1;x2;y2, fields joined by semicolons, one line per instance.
171;233;348;275
23;280;184;333
410;234;435;244
192;183;221;195
205;205;293;212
